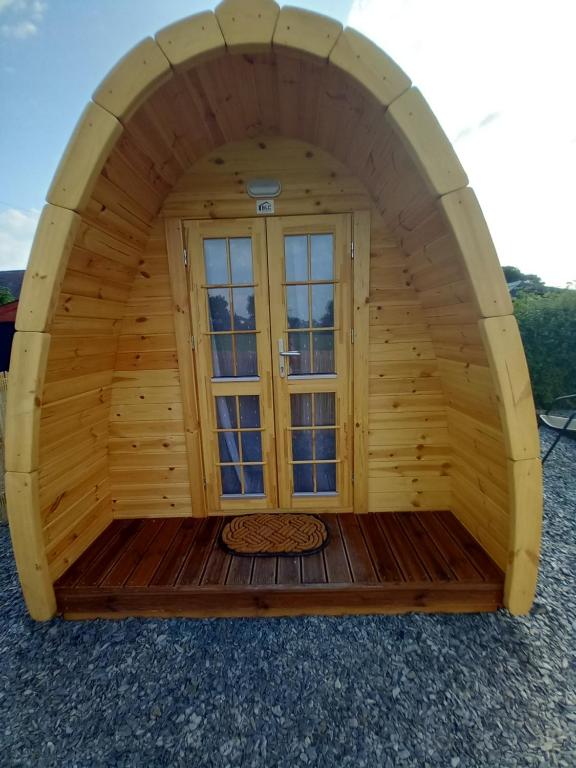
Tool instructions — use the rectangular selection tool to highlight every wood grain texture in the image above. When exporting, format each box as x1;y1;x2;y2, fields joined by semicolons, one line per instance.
215;0;279;53
156;11;225;69
386;88;468;196
47;102;122;213
329;27;410;106
54;511;503;619
6;472;56;621
273;7;342;60
504;458;543;615
5;332;50;472
93;38;172;121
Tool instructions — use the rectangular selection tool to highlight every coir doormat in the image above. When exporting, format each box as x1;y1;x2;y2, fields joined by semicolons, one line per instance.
220;513;328;557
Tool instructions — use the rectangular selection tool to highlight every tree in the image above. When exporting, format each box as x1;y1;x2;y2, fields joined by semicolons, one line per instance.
502;265;547;295
514;289;576;408
0;286;15;305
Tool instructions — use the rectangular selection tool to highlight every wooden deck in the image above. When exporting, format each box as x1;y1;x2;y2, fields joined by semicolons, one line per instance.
54;512;504;619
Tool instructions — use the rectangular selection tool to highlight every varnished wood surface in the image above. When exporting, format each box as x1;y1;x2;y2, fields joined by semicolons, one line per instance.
55;511;503;618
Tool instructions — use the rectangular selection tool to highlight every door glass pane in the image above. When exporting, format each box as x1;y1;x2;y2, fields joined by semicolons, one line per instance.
314;393;336;425
204;239;228;284
215;396;237;429
292;430;313;461
241;432;262;462
221;465;242;495
232;288;256;330
287;285;309;329
235;333;257;376
294;463;314;493
312;331;334;374
244;465;264;494
211;335;234;377
316;463;336;492
291;394;312;426
208;288;232;331
316;429;336;460
239;395;260;428
230;238;253;283
311;284;334;327
285;235;308;281
310;234;333;280
288;332;310;374
218;431;240;464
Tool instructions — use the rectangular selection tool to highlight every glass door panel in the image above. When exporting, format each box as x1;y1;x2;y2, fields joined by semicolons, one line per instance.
185;219;277;512
267;214;353;511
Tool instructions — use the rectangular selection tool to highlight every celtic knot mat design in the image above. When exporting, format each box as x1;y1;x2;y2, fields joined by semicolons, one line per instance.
220;514;329;557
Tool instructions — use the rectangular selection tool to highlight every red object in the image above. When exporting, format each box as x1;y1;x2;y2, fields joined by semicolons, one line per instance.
0;301;18;323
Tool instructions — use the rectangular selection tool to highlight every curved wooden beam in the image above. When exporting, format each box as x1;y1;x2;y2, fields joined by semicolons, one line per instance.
386;87;468;196
330;27;411;106
46;102;122;213
6;472;55;621
16;205;81;332
439;188;513;318
273;6;342;59
156;12;225;70
5;332;50;473
215;0;279;53
92;37;172;122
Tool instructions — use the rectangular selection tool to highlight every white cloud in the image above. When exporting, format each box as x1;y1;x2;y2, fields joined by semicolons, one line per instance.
0;207;39;270
348;0;576;288
0;0;45;39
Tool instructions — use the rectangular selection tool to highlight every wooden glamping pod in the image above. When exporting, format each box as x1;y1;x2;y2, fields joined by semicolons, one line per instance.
6;0;543;621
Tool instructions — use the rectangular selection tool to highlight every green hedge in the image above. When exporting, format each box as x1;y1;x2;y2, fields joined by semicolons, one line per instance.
514;289;576;409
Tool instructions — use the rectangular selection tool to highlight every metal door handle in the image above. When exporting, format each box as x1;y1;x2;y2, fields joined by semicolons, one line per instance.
278;339;300;377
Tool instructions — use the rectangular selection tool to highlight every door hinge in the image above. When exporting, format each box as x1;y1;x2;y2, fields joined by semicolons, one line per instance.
350;328;355;345
351;241;355;259
183;247;188;267
190;335;196;350
352;473;355;485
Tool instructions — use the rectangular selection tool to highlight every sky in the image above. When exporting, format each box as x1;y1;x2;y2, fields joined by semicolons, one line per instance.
0;0;575;287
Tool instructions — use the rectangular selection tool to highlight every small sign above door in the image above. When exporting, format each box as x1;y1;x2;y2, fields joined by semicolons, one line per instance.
256;199;274;215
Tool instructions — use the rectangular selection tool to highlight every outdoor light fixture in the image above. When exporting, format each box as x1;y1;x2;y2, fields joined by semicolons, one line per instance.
246;178;282;198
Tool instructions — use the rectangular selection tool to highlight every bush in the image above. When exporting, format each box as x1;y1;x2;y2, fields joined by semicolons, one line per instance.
514;289;576;408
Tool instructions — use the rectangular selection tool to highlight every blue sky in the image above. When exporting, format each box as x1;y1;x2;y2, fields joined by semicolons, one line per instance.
1;0;574;287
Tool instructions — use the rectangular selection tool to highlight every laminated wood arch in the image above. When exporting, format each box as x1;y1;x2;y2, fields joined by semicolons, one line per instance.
6;0;542;621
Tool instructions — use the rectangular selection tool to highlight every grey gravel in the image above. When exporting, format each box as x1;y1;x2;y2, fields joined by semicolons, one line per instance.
0;428;575;767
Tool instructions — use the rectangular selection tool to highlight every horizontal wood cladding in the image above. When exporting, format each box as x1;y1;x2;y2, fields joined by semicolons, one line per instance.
38;126;153;580
109;222;194;519
367;218;449;512
406;210;510;568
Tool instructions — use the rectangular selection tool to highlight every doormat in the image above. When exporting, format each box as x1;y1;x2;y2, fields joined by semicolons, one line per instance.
221;514;328;557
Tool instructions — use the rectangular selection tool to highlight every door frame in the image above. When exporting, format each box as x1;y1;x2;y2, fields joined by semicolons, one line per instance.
164;211;370;516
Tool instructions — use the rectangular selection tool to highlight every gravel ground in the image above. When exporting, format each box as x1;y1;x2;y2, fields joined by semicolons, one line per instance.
0;429;574;767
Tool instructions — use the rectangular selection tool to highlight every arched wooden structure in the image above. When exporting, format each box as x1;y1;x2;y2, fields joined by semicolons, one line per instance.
6;0;542;621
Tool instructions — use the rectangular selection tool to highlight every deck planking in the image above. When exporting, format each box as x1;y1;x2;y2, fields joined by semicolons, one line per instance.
54;511;504;618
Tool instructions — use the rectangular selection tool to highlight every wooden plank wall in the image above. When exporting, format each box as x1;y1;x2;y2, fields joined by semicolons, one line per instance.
109;222;194;518
40;138;164;577
368;219;451;511
406;209;509;569
109;137;450;516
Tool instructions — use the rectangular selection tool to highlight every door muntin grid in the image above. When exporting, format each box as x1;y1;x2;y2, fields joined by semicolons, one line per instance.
215;394;265;497
284;233;336;376
203;237;258;379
